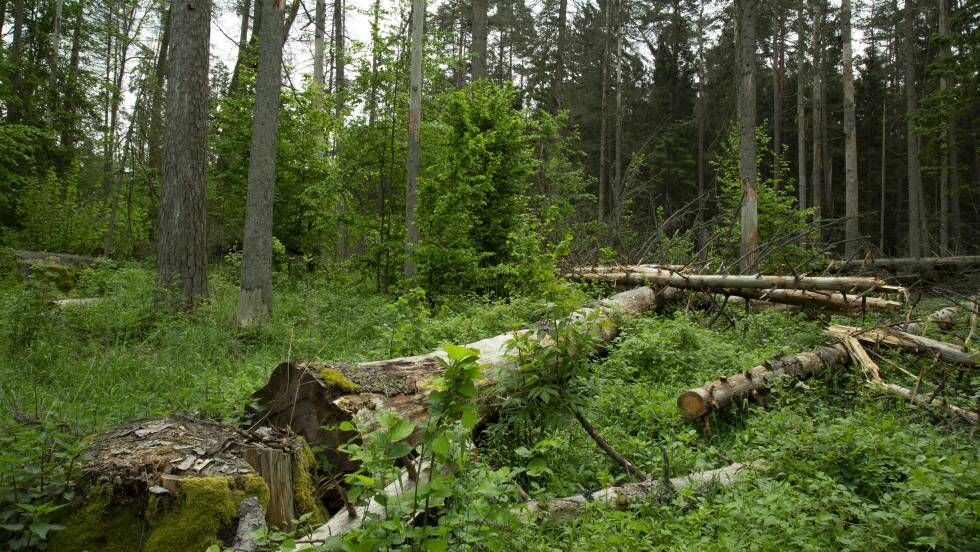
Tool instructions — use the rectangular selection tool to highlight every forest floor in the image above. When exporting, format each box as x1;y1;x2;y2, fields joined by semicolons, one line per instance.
1;261;977;550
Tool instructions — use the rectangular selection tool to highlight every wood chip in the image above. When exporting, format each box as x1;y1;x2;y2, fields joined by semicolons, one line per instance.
148;485;170;495
175;455;196;471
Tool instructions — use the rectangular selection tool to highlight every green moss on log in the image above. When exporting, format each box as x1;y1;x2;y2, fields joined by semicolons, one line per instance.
50;475;271;552
319;367;360;393
292;444;327;525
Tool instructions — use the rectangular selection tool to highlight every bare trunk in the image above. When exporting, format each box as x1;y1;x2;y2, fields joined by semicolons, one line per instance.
796;9;807;211
334;0;345;116
613;0;624;226
678;344;850;418
148;7;171;175
157;0;210;305
696;5;707;255
825;324;977;368
880;97;887;253
471;0;487;79
404;0;423;279
873;381;977;423
810;0;824;240
938;0;950;252
551;0;568;112
905;0;924;257
564;267;898;293
313;0;325;87
61;0;84;151
7;0;25;122
772;11;785;185
236;0;286;326
598;0;611;224
46;0;65;125
737;0;759;274
843;0;860;257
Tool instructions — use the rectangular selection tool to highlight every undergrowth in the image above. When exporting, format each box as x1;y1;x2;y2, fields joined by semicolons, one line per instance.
1;263;977;550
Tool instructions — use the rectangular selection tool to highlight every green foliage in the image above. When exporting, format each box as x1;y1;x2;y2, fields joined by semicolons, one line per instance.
0;421;83;550
415;81;534;296
11;167;108;255
711;124;825;272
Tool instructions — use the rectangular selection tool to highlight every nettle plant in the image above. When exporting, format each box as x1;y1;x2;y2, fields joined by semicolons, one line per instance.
335;344;520;551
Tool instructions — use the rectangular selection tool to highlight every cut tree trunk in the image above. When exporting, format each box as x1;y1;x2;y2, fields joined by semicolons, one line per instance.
520;461;762;522
563;267;899;293
49;297;101;308
248;287;667;472
49;414;324;551
872;381;977;423
677;344;850;419
824;324;976;368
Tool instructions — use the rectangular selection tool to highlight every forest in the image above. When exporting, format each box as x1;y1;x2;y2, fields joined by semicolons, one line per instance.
0;0;978;549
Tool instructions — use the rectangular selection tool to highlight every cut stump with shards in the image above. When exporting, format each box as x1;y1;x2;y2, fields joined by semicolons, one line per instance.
48;413;325;552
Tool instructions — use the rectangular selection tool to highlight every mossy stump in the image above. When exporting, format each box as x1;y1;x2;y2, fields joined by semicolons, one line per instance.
49;414;325;552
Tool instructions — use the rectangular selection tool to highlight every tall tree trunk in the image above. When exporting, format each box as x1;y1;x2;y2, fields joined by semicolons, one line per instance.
46;0;64;125
404;0;423;279
904;0;923;257
938;0;949;252
148;6;171;176
236;0;285;326
551;0;568;112
612;0;624;225
880;97;887;253
810;0;824;240
61;0;84;151
227;0;254;95
737;0;759;274
8;0;25;122
471;0;487;80
598;0;611;224
334;0;345;116
949;117;960;250
796;8;807;212
772;9;785;185
157;0;210;305
313;0;325;87
695;4;707;256
843;0;860;257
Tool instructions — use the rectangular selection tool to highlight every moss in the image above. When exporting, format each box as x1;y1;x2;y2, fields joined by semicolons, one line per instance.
49;492;143;552
319;367;361;393
143;475;272;552
292;443;327;525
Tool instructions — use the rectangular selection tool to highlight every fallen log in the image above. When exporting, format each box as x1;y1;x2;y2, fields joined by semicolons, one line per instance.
297;459;433;547
830;255;980;273
676;344;851;419
48;414;325;552
520;461;761;522
710;288;902;313
564;267;900;293
248;286;665;473
824;324;976;368
49;297;101;308
233;496;267;552
871;381;977;424
13;249;99;267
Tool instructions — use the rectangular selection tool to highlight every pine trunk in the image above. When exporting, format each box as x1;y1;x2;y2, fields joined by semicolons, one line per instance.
843;0;860;257
404;0;423;279
471;0;488;80
236;0;285;326
796;8;807;212
157;0;210;304
905;0;923;257
737;0;759;274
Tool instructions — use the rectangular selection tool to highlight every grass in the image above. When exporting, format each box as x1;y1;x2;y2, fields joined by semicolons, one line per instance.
0;262;977;550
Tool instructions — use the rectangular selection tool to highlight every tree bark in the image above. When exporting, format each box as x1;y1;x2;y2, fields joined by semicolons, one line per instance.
677;344;851;418
404;0;423;279
905;0;924;257
7;0;25;122
551;0;568;112
829;255;980;272
796;8;807;212
564;267;898;293
737;0;759;274
872;381;977;423
695;4;707;256
45;0;65;125
148;6;171;176
471;0;488;80
333;0;345;116
157;0;210;305
809;0;825;239
843;0;860;257
311;0;325;88
598;0;611;224
938;0;950;253
772;8;785;186
236;0;285;326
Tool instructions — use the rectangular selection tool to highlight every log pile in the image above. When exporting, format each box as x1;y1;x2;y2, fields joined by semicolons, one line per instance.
563;265;905;314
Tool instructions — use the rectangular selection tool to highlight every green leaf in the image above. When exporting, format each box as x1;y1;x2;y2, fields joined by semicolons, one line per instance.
388;419;415;442
431;435;451;456
338;421;355;432
426;539;449;552
444;343;478;362
29;522;63;539
461;409;479;430
388;441;413;460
